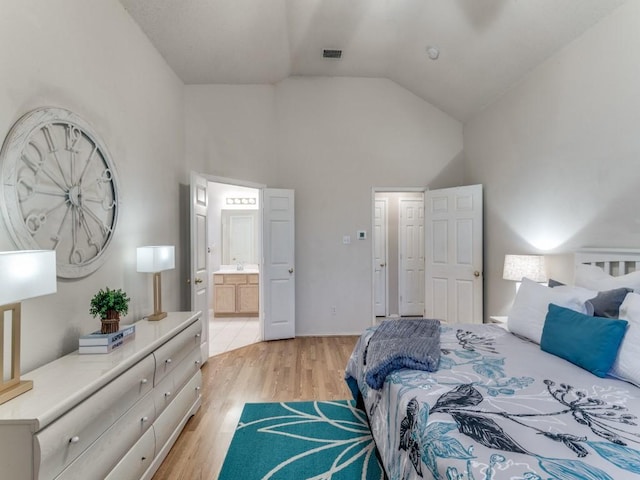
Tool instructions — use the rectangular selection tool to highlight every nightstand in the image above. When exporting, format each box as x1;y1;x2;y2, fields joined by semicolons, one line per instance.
489;315;509;331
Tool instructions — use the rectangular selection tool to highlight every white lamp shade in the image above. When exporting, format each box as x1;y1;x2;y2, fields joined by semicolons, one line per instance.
137;246;175;273
0;250;57;304
503;254;547;283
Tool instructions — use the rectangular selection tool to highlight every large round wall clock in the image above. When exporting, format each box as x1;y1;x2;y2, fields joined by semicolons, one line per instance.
0;107;120;278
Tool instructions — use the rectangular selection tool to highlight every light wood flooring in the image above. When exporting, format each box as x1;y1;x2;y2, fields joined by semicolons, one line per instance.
152;335;359;480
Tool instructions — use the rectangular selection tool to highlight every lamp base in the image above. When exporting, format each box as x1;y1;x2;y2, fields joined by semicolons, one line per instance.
147;311;167;321
0;380;33;405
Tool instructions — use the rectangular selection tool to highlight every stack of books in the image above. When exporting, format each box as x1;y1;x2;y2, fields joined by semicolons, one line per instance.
78;324;136;354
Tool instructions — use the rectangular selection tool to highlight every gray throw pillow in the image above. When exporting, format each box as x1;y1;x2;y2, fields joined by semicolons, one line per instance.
587;288;632;318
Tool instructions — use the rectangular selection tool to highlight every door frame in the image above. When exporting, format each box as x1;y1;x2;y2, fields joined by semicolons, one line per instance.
371;187;426;325
194;173;266;344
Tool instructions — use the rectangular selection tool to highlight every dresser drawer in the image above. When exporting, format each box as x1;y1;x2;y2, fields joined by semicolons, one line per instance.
153;372;175;417
35;354;155;480
153;371;202;451
104;427;155;480
54;393;155;480
174;348;203;392
154;319;202;386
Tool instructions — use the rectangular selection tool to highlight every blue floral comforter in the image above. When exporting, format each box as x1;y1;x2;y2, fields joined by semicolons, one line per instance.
345;323;640;480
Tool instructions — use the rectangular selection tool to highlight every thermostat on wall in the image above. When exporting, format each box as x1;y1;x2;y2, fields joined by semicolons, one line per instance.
357;230;367;240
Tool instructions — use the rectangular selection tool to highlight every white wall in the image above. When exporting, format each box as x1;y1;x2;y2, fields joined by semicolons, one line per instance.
185;85;278;186
464;2;640;318
185;77;463;335
276;77;463;334
0;1;185;371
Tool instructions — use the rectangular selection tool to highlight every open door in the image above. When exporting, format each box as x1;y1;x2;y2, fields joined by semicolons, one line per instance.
425;184;483;324
190;172;210;359
262;188;295;340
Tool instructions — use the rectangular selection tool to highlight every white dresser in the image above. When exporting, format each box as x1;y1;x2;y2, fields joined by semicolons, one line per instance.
0;311;203;480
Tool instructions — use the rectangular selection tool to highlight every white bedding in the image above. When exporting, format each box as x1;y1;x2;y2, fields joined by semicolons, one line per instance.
345;323;640;480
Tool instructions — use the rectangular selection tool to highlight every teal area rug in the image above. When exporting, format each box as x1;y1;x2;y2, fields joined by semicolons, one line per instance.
219;400;384;480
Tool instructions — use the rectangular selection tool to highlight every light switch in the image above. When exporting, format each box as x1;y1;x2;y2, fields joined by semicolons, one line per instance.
343;235;351;244
357;230;366;240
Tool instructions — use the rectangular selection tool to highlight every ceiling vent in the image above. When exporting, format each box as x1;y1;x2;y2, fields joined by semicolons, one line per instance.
323;49;342;59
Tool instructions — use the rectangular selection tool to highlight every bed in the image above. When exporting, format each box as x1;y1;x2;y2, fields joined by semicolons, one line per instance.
346;249;640;479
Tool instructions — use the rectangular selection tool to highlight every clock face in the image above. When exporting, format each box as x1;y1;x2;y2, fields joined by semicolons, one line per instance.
0;108;120;278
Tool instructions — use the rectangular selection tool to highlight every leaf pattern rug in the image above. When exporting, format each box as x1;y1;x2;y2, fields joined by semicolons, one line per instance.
219;400;384;480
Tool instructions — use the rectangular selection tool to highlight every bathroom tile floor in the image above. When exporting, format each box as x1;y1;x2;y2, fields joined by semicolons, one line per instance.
208;313;261;357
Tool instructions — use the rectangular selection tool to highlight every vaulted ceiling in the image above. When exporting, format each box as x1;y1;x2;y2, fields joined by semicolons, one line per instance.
120;0;626;121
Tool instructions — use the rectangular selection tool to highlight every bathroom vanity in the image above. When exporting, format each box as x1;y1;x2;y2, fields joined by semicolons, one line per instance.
213;270;259;316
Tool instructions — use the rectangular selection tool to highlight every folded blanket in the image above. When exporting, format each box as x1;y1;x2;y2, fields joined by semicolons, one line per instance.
364;318;441;390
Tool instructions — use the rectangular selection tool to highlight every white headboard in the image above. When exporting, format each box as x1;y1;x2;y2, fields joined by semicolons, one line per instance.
575;248;640;276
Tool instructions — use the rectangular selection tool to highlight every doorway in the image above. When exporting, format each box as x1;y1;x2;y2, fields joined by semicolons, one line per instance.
189;173;296;357
372;185;484;325
373;190;425;319
208;180;263;356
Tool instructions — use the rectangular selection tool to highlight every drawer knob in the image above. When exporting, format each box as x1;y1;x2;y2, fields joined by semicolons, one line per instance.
69;436;80;444
165;358;172;364
141;416;149;423
141;456;147;462
195;386;201;391
140;378;148;384
165;391;172;397
195;333;201;338
195;360;201;366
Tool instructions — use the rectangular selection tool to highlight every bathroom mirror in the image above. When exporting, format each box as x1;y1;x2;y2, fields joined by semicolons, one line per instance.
221;210;259;265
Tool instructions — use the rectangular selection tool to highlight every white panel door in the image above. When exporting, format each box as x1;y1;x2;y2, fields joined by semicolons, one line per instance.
262;189;295;340
425;184;483;324
190;172;209;359
374;199;388;317
399;199;425;316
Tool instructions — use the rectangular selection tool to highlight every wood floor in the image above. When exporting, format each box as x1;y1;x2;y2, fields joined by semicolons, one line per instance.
152;335;359;480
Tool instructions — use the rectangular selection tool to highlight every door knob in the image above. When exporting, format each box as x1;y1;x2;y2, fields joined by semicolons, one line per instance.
288;268;294;274
194;278;203;284
380;263;386;267
474;271;480;277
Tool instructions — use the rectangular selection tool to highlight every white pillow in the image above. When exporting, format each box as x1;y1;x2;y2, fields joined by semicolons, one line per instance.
508;278;588;344
609;292;640;386
551;284;597;315
575;263;640;291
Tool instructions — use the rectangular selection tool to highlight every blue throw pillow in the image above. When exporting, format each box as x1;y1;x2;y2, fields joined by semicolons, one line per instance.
541;304;628;377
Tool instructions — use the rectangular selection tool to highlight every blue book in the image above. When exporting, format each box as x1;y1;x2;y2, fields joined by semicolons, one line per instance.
79;324;136;346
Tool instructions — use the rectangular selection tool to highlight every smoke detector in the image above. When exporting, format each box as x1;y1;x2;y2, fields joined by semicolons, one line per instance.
426;46;440;60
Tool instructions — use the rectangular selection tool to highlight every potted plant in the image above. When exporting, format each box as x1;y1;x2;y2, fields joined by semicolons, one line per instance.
89;287;131;334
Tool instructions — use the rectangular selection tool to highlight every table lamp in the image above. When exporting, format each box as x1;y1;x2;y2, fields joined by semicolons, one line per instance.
137;246;175;321
503;254;547;288
0;250;57;404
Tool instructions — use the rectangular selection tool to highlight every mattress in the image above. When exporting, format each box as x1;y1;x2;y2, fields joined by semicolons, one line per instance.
345;323;640;479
